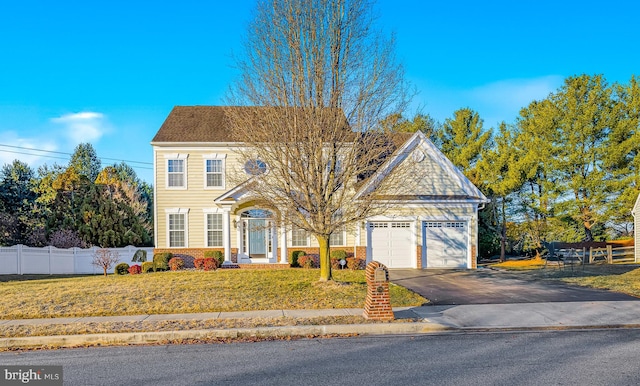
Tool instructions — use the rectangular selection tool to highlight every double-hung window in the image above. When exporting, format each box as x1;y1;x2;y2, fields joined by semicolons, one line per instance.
166;208;189;248
329;230;345;246
207;213;223;247
166;154;188;189
291;226;309;247
203;154;226;189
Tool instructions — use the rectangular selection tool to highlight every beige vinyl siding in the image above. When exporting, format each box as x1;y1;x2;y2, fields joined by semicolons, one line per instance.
155;147;239;249
377;148;463;197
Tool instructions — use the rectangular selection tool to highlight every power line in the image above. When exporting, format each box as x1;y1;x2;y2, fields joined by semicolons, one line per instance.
0;143;154;170
0;143;153;166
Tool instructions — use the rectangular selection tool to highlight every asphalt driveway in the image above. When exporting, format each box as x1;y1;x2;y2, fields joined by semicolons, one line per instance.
389;268;639;305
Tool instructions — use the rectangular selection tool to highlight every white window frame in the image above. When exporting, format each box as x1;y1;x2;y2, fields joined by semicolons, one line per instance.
291;226;310;247
165;154;188;189
203;153;227;189
330;229;346;246
205;211;224;247
165;208;189;248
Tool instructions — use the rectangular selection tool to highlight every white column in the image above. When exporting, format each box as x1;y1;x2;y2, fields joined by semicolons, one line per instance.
222;207;232;264
280;225;288;264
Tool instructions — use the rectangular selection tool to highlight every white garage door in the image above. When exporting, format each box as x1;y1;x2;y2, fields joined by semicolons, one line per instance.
424;221;467;268
369;222;414;268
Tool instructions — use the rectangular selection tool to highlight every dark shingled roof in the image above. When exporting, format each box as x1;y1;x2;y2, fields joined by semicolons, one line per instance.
152;106;237;143
152;105;353;143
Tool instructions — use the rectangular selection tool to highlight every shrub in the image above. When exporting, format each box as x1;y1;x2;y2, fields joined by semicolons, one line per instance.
203;257;218;271
330;259;341;269
194;258;205;270
128;264;142;275
298;254;319;269
290;250;306;268
132;249;147;263
330;250;348;260
205;250;225;267
153;252;172;271
346;257;366;270
115;262;130;275
168;257;185;271
141;261;155;273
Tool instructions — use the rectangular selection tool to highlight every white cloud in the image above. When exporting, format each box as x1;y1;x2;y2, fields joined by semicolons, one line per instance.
51;111;109;144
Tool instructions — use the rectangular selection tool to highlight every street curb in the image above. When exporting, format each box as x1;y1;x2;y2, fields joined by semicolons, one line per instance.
0;322;452;349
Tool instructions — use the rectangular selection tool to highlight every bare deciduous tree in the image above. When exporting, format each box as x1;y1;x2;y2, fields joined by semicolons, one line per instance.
226;0;411;281
92;248;120;276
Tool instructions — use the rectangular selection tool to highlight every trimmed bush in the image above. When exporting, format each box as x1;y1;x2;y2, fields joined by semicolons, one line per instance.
298;254;319;269
330;259;341;269
153;252;172;271
290;250;306;268
115;262;130;275
132;249;147;263
194;258;205;270
168;257;185;271
141;261;155;273
346;257;366;270
330;250;348;260
205;250;225;267
203;258;218;271
128;264;142;275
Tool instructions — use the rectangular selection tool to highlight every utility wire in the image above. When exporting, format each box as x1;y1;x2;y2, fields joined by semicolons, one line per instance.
0;144;153;170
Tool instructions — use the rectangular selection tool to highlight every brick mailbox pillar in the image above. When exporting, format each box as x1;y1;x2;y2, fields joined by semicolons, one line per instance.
363;261;394;321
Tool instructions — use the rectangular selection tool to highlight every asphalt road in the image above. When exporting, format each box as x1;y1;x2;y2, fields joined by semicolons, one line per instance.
389;268;639;305
3;330;640;385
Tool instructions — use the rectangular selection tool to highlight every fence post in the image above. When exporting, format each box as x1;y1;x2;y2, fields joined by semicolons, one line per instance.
582;248;586;265
589;247;593;264
607;245;613;264
17;244;22;275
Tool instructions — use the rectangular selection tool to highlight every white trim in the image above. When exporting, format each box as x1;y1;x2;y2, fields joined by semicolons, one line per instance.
421;217;471;269
203;157;226;190
204;211;224;248
290;226;310;247
329;229;347;247
165;154;188;190
165;208;190;248
354;131;489;203
365;218;418;269
153;147;158;248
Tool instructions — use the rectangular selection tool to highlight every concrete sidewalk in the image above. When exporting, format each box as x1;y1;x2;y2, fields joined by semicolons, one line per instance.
2;301;640;349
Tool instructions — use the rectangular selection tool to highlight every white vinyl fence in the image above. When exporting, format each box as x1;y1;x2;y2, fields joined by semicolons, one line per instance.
0;245;154;275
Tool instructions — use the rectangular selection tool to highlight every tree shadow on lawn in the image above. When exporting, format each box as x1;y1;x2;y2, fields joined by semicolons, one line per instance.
0;274;97;283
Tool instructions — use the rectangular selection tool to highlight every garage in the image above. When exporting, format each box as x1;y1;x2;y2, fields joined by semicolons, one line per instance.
423;221;468;268
369;222;414;268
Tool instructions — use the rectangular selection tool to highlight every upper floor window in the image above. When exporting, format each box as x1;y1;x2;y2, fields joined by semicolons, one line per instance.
165;154;188;189
205;159;224;188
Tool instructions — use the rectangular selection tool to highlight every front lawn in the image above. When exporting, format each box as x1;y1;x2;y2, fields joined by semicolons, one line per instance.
0;269;426;319
562;266;640;297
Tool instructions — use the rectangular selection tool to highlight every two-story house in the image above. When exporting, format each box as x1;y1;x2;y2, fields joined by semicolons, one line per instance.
151;106;488;269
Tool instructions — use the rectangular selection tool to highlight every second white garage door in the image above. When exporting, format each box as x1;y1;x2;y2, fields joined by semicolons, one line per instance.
423;221;468;268
369;222;414;268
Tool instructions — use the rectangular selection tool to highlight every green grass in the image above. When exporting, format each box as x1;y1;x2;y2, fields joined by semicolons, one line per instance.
563;266;640;297
0;269;426;319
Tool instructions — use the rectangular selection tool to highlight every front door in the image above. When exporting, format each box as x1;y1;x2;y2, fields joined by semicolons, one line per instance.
241;210;273;259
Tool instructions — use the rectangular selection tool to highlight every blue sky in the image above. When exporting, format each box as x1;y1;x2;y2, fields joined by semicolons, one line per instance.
0;0;638;183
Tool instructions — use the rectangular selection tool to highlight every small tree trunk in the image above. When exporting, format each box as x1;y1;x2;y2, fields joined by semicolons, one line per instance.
499;197;507;262
317;235;332;282
103;266;108;276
